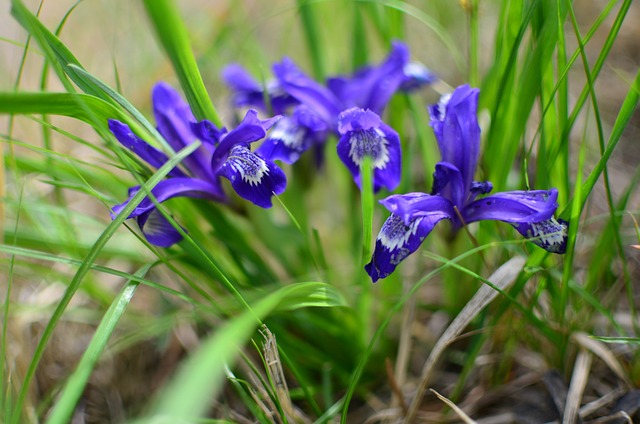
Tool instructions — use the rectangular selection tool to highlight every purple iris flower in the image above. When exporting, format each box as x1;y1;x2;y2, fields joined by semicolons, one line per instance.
110;82;286;247
269;41;430;191
222;42;434;192
365;85;568;282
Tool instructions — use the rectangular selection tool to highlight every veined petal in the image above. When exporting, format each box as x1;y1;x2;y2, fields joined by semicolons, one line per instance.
462;188;558;224
108;119;186;178
428;85;480;194
365;209;451;282
111;177;225;219
380;192;456;226
336;108;401;191
137;208;184;248
211;110;280;171
512;217;569;254
218;145;287;208
152;82;214;181
273;57;342;125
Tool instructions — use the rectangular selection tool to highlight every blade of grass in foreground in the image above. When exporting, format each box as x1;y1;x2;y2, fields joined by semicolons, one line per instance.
142;0;222;126
45;265;150;424
138;282;346;422
11;141;201;424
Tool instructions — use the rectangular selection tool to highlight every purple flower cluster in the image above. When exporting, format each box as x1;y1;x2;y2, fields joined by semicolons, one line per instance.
223;41;436;191
109;42;567;271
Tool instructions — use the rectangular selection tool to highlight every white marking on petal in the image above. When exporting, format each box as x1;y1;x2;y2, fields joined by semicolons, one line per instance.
379;214;422;251
268;120;306;149
348;128;390;169
436;93;452;121
227;146;270;186
523;217;567;253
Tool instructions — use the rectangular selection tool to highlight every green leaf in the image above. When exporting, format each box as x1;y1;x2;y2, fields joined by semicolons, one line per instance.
11;141;202;424
139;282;345;422
142;0;222;126
45;266;148;424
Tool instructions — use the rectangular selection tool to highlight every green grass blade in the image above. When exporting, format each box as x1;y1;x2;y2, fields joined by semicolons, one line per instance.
140;282;345;422
45;266;148;424
562;68;640;216
0;92;155;145
11;141;201;424
142;0;222;126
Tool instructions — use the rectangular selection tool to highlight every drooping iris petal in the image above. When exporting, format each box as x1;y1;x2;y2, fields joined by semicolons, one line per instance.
336;108;401;191
428;85;480;194
111;177;225;219
272;57;342;125
512;217;569;254
152;82;215;181
365;208;452;282
211;110;280;171
136;208;184;248
462;189;558;224
217;145;287;208
108;119;186;178
380;192;457;226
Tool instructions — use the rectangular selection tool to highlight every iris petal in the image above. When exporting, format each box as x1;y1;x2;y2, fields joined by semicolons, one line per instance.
137;208;184;247
218;145;287;208
462;189;558;224
336;108;401;191
380;193;456;226
273;57;342;125
428;85;480;194
211;110;280;171
111;177;225;219
365;209;452;282
108;119;186;178
512;217;569;254
257;116;310;164
152;82;215;181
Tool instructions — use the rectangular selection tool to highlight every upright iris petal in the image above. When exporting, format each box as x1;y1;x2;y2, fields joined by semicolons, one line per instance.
366;85;568;281
221;63;297;114
336;108;401;192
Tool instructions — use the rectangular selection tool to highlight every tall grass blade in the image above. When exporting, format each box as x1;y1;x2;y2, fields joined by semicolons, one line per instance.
10;141;201;424
140;282;345;421
45;267;147;424
142;0;222;126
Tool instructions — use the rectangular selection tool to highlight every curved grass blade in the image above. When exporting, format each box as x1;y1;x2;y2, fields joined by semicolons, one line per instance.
137;282;345;422
142;0;222;126
10;141;201;424
45;265;150;424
